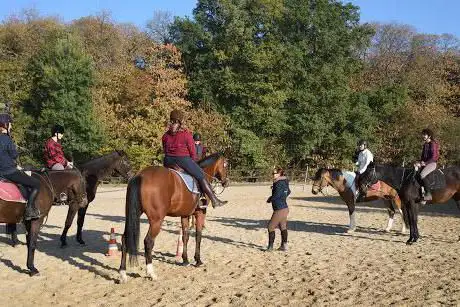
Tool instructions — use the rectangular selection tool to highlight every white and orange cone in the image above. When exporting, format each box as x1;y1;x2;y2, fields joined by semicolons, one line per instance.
106;227;119;256
175;230;183;262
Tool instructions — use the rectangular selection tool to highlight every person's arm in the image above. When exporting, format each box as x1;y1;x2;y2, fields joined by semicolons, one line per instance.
358;151;372;174
7;138;19;161
426;142;439;164
185;132;197;161
162;134;168;154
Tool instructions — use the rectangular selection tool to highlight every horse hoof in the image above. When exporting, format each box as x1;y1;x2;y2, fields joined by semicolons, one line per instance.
119;271;128;283
347;228;356;233
195;260;203;267
29;268;40;277
384;228;391;233
146;274;158;281
60;242;68;248
180;261;190;267
77;239;86;245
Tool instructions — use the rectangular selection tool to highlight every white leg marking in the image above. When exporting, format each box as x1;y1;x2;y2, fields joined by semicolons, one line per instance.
120;270;128;283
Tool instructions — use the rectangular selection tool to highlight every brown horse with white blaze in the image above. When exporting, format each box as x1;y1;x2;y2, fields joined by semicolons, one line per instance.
311;168;407;233
119;153;228;283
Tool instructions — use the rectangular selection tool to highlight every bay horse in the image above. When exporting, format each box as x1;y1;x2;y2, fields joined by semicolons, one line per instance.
1;170;87;275
60;150;133;247
119;153;228;283
311;168;406;233
360;162;460;244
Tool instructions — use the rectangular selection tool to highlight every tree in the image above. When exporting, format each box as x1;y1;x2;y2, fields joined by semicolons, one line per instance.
26;33;103;162
146;10;173;44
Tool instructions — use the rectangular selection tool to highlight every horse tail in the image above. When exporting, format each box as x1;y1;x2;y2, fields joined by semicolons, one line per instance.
125;175;142;267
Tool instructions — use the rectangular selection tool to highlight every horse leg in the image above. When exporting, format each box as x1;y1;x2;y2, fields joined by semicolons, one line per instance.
6;223;19;247
144;228;157;281
119;234;128;283
76;205;89;245
347;202;357;233
26;219;42;276
384;200;395;232
60;207;78;248
181;216;190;266
406;200;419;245
194;209;205;266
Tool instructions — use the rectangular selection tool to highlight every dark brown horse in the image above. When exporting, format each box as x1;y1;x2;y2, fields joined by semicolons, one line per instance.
60;150;133;247
1;170;87;275
311;168;406;233
360;162;460;244
119;153;228;283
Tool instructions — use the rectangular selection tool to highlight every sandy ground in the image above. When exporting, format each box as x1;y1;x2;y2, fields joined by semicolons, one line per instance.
1;183;459;306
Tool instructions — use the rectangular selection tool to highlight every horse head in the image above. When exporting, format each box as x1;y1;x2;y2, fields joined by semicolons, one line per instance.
114;150;135;180
199;152;229;188
311;168;330;195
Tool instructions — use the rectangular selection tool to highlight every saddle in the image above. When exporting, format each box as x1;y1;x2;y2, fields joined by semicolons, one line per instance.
167;167;201;195
0;178;27;203
420;168;446;191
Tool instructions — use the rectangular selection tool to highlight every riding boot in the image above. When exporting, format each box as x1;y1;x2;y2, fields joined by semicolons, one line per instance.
198;178;227;208
266;231;275;251
279;229;288;251
24;188;41;221
422;178;432;202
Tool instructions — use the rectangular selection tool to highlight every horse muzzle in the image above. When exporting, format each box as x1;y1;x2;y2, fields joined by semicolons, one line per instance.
222;179;230;188
311;187;319;195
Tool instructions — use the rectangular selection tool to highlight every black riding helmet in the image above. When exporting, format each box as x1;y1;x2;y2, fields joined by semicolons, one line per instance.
357;139;368;147
193;133;201;141
0;113;12;124
52;124;65;136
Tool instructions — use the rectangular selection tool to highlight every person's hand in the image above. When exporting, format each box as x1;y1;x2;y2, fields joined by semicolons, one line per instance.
67;162;74;169
16;165;23;170
421;161;426;167
414;162;421;168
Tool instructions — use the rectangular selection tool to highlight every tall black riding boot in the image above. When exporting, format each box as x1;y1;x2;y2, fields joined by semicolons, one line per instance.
279;229;288;251
266;231;275;251
198;178;227;208
421;178;432;203
24;188;41;221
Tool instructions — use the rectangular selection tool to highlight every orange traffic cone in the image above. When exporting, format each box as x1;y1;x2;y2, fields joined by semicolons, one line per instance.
106;227;119;256
175;230;183;262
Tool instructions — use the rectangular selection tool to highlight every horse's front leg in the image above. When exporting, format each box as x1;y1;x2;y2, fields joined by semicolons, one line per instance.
26;218;42;276
181;216;190;266
6;223;19;247
60;206;78;248
405;200;418;245
76;205;89;245
194;208;206;266
347;202;357;233
384;200;395;232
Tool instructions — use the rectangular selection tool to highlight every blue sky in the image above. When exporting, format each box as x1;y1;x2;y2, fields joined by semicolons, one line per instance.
1;0;459;37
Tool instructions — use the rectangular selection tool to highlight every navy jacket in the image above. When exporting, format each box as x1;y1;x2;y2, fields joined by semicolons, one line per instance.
0;133;18;175
267;177;291;210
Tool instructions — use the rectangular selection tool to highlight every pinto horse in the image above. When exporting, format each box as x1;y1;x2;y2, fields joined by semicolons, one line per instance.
360;162;460;244
60;150;133;247
1;170;87;275
119;153;228;283
311;168;406;233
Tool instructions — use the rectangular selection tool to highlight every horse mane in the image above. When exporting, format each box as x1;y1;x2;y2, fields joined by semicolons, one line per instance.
79;150;124;169
198;152;223;168
313;167;343;181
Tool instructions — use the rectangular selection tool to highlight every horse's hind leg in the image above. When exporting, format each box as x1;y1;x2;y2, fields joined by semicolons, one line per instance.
60;207;78;248
144;219;162;280
181;216;190;266
119;234;128;283
6;223;19;247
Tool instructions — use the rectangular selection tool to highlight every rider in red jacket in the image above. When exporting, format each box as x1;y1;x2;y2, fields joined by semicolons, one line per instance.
162;110;227;208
